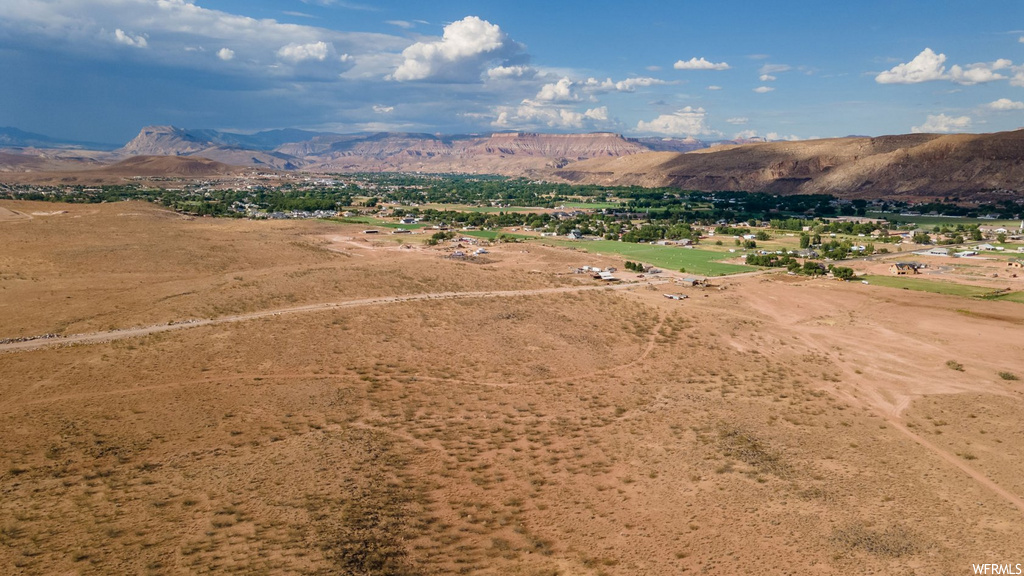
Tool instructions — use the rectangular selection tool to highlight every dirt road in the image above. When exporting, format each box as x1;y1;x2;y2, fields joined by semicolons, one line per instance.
0;280;665;354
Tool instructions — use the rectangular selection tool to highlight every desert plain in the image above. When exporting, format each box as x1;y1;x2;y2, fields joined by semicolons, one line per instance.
1;200;1023;575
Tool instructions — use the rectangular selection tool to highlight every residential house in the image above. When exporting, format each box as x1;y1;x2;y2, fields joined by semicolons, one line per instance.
890;262;920;275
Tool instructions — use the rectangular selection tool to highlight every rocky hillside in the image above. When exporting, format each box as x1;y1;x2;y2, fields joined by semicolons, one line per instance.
550;130;1024;200
118;126;303;170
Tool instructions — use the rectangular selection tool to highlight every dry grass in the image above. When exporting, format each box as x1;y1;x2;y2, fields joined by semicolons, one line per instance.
2;200;1024;574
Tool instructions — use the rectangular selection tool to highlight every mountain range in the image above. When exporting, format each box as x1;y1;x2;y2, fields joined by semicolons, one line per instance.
1;124;1023;201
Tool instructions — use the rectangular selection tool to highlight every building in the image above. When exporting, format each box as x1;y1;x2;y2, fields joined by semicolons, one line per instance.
890;262;921;275
1008;260;1024;269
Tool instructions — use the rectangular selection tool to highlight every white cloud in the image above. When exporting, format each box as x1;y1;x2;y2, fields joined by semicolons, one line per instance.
987;98;1024;111
726;117;748;125
877;48;1012;85
535;77;579;102
392;16;520;82
753;86;774;93
947;60;1009;85
674;57;730;71
610;76;668;91
734;129;759;139
646;65;662;72
386;20;414;29
486;65;535;80
492;102;609;130
759;74;776;82
707;85;722;90
581;76;669;93
278;41;331;63
911;113;972;133
766;132;801;141
0;0;407;81
1020;36;1024;43
876;48;948;83
759;63;791;75
1011;65;1024;87
372;104;394;113
114;29;147;48
217;47;234;61
636;106;717;136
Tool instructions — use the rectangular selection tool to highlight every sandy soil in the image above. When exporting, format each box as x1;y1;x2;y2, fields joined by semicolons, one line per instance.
1;200;1023;575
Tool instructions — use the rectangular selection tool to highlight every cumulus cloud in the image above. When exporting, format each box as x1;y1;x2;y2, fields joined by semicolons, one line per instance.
217;47;234;61
114;29;147;48
726;117;749;125
0;0;406;81
372;104;394;113
947;59;1011;85
753;86;774;93
278;41;331;63
535;77;579;102
877;48;1011;85
581;76;669;93
392;16;521;82
486;65;535;80
636;107;716;136
492;102;609;130
911;113;972;133
987;98;1024;110
759;74;776;82
876;48;949;83
674;57;730;71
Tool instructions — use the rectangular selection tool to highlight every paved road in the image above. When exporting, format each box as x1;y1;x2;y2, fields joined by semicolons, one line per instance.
0;280;666;354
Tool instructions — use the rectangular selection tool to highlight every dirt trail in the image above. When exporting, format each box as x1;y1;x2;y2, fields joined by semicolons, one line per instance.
741;279;1024;515
0;281;665;354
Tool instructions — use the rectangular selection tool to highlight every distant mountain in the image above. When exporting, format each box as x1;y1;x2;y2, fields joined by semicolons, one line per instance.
549;129;1024;201
8;124;1024;201
118;126;303;170
0;126;118;150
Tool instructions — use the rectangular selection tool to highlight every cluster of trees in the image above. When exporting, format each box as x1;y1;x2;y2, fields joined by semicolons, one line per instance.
744;252;856;279
623;261;646;272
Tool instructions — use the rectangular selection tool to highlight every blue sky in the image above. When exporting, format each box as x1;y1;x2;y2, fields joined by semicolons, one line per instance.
1;0;1022;144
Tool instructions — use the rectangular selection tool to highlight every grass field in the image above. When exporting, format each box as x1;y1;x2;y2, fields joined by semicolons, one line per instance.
537;239;755;276
462;230;533;241
867;212;1021;228
986;291;1024;303
861;275;1007;298
335;217;427;230
420;203;548;213
556;201;620;210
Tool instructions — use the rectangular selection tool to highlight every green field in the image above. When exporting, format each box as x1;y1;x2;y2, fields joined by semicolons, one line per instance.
988;291;1024;303
556;201;620;210
537;239;755;276
420;203;547;213
860;275;1006;298
867;212;1021;229
462;230;533;241
334;217;426;230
